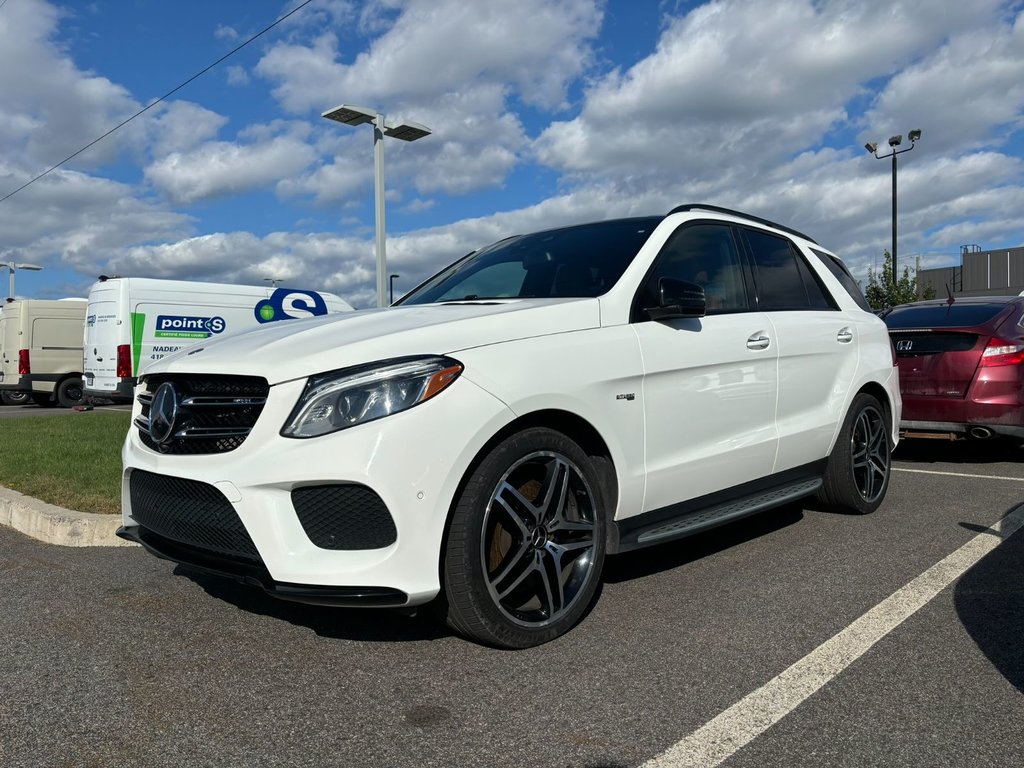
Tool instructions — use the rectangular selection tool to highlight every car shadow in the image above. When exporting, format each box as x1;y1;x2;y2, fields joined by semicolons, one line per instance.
893;437;1023;465
603;503;804;583
173;565;452;643
953;513;1024;694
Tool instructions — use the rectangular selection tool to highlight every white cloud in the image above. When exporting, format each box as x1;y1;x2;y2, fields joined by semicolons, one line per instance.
214;24;238;41
0;0;141;171
226;65;250;86
148;101;229;156
254;0;603;202
144;127;318;204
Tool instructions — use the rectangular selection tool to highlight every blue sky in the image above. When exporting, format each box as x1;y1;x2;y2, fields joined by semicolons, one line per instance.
2;0;1023;307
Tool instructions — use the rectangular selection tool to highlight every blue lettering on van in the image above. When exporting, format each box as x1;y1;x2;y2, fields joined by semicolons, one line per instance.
154;315;226;338
255;288;329;324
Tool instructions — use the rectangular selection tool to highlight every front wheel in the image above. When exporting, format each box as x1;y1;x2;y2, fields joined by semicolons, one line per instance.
817;392;892;514
442;428;608;648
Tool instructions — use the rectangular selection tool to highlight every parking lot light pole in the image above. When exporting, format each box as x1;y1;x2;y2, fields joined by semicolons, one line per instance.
5;261;43;300
321;104;431;308
864;129;922;288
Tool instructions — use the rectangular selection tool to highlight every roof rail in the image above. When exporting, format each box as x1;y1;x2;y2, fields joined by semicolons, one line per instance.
667;203;818;245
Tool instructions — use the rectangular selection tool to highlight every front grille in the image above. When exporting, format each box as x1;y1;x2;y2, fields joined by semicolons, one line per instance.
292;485;397;550
136;374;269;454
129;469;260;561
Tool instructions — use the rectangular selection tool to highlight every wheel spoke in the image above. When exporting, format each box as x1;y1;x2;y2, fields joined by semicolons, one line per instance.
494;482;541;531
489;535;533;591
538;458;570;526
537;550;564;617
495;552;540;600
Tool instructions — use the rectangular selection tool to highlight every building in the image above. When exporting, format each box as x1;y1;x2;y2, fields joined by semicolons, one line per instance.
917;244;1024;298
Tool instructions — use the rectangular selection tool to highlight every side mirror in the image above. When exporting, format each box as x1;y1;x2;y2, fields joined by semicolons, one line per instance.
646;278;706;320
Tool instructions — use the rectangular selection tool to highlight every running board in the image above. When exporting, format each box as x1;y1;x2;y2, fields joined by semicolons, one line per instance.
614;474;823;553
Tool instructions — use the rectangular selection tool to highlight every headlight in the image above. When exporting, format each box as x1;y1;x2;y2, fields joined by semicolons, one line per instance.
281;356;463;438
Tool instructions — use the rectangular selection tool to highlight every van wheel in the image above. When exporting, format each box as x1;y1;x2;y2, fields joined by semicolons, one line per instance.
56;377;84;408
1;391;30;406
32;393;53;407
442;427;607;648
817;393;892;514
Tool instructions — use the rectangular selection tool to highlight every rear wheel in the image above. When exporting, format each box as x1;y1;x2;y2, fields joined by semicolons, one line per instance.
0;391;30;406
56;377;84;408
442;427;607;648
817;393;891;514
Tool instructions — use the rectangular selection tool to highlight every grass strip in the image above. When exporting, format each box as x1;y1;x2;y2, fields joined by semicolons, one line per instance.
0;412;130;514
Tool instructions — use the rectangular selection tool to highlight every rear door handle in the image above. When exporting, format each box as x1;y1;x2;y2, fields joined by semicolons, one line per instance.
746;332;770;350
837;327;854;344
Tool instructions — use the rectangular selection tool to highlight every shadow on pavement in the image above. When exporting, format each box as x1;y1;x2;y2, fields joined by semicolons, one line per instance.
603;503;804;583
894;437;1023;465
175;565;452;643
954;512;1024;694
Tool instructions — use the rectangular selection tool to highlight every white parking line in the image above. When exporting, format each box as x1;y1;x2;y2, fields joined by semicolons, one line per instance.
893;467;1024;482
640;504;1024;768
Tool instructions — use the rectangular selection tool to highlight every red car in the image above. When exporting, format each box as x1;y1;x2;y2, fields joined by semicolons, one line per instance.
884;296;1024;440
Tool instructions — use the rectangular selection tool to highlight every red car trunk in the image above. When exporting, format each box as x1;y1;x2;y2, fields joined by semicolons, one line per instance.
889;329;986;398
885;298;1024;438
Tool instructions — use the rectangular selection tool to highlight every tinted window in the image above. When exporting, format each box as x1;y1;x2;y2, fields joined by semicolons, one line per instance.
793;252;834;309
639;223;748;315
400;217;662;305
745;229;815;310
813;249;872;312
884;303;1011;329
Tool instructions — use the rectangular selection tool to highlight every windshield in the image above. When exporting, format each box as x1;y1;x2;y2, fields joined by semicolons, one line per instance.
399;217;663;305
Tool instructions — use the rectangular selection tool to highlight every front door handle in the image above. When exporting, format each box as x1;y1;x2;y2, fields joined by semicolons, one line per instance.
837;327;854;344
746;332;770;350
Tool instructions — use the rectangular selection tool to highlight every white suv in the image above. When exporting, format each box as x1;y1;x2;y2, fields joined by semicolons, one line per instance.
119;204;900;648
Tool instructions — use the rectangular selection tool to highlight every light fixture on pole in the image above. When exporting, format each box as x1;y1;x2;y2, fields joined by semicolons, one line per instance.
322;104;431;308
263;277;283;287
864;129;922;288
5;261;44;300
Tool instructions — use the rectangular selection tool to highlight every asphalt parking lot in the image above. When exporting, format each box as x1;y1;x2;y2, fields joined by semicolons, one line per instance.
1;438;1022;768
0;402;133;419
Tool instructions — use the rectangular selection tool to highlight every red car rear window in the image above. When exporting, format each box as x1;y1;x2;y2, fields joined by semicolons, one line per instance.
884;303;1011;329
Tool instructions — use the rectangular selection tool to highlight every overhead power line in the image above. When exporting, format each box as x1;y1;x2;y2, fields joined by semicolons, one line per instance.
0;0;315;205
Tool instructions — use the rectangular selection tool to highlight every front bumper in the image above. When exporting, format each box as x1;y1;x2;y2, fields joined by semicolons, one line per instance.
117;524;408;606
122;375;514;606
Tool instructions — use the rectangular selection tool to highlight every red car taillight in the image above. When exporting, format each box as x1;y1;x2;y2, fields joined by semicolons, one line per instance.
18;349;30;375
980;337;1024;367
116;344;132;378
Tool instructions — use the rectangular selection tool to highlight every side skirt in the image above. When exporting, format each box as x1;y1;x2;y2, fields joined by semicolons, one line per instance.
610;460;826;554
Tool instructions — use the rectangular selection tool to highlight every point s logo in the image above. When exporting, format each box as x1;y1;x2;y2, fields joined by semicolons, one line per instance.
255;288;329;324
154;315;226;338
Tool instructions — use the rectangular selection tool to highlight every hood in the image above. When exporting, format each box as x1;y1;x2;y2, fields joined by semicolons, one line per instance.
143;298;601;384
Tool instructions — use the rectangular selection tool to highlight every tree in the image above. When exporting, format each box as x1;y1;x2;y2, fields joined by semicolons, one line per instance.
865;250;935;310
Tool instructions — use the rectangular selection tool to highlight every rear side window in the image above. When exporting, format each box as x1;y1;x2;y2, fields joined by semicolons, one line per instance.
744;228;832;310
884;303;1010;329
813;249;871;312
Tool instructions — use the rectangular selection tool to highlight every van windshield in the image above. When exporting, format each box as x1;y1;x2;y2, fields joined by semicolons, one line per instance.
399;217;663;305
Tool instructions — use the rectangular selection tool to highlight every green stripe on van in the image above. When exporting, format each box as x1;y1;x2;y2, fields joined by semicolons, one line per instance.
131;312;145;376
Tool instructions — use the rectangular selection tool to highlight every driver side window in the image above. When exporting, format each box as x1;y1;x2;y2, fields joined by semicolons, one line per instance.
641;224;749;315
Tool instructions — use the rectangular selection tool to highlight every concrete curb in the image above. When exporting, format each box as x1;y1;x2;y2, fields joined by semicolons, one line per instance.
0;485;136;547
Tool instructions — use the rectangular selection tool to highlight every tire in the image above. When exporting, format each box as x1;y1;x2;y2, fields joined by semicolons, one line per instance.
31;392;53;407
1;390;30;406
442;427;608;648
55;377;84;408
817;393;892;514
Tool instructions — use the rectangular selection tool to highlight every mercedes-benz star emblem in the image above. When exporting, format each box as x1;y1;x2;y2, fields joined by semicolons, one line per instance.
149;382;179;445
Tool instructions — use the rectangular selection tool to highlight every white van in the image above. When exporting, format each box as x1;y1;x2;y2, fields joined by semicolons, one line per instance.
0;298;89;407
83;277;353;402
